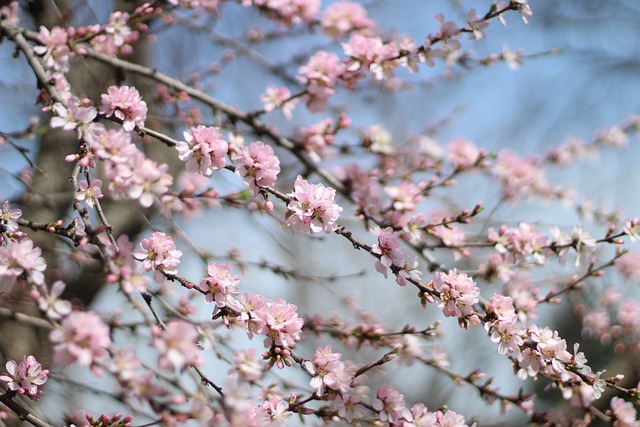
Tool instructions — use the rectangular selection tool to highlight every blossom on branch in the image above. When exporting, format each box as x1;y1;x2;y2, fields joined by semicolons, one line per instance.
153;320;203;372
176;125;228;176
50;311;111;369
431;269;480;327
233;140;281;195
0;238;46;293
286;176;342;234
0;355;48;400
100;85;148;132
134;232;183;278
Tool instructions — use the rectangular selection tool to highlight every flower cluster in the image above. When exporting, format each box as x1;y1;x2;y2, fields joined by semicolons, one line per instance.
0;355;48;400
176;125;228;176
234;294;304;353
286;176;342;234
488;222;551;266
494;149;564;200
320;0;375;39
233;141;281;195
133;232;183;279
92;127;173;208
33;26;73;72
242;0;320;26
430;269;480;328
0;238;46;293
198;262;240;310
306;346;352;396
153;320;203;372
297;51;345;112
50;311;111;369
100;85;148;132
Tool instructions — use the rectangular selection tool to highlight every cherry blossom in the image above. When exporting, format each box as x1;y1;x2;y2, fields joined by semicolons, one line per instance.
431;269;480;326
153;320;203;372
198;262;240;309
50;311;111;369
133;231;183;277
33;26;72;72
176;125;228;176
0;355;48;400
233;140;281;195
286;176;342;234
75;179;103;209
297;51;345;112
0;201;21;232
99;85;148;132
0;238;47;292
321;0;375;39
260;85;297;119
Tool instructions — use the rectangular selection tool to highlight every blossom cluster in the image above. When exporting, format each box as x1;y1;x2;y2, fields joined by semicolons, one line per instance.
286;176;342;234
0;355;48;400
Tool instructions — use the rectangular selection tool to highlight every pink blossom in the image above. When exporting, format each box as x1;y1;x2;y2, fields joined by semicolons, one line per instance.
260;85;297;119
50;311;111;368
33;26;72;72
0;238;46;292
403;403;437;426
100;85;148;131
33;281;72;320
0;2;19;25
294;117;337;159
372;385;412;424
431;269;480;323
261;395;291;423
610;396;640;426
105;11;132;47
286;176;342;234
231;349;263;382
133;231;183;277
50;97;98;137
342;34;400;80
494;149;558;200
385;181;426;212
308;346;352;396
0;200;21;232
447;137;480;169
489;222;550;265
321;0;375;39
0;355;48;400
75;179;103;209
436;409;468;426
372;227;406;278
154;320;203;372
529;325;572;375
124;156;173;207
489;318;525;355
617;251;640;281
176;125;228;176
90;127;137;162
297;51;345;112
258;298;303;349
233;141;281;195
236;292;267;340
198;262;240;309
332;392;367;423
244;0;320;26
464;9;489;40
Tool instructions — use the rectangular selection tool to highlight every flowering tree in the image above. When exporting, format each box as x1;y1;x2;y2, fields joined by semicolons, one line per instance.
1;0;640;426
